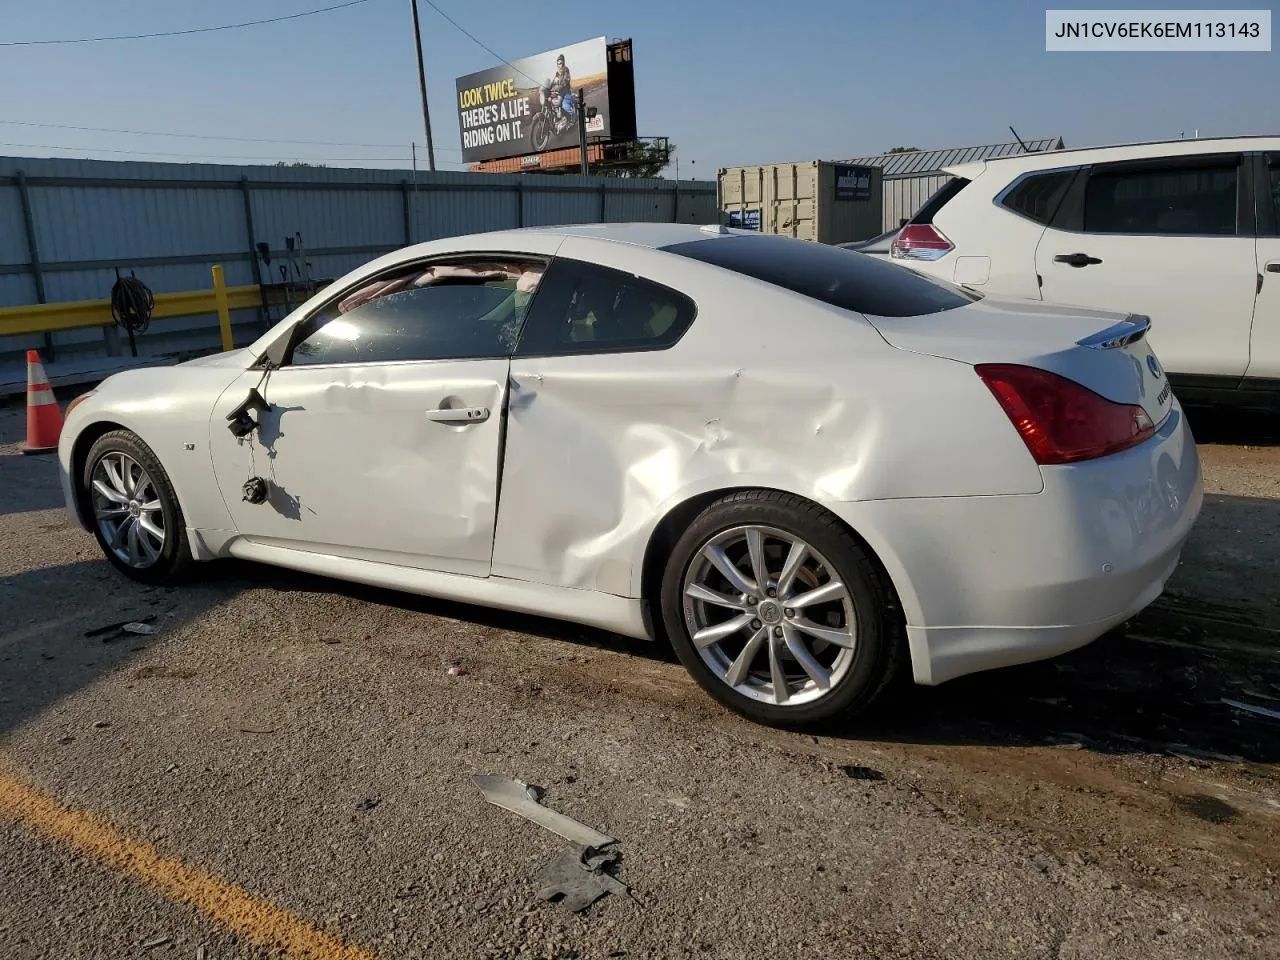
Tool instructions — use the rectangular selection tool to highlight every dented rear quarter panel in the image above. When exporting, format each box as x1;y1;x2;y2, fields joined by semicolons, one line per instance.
490;236;1043;599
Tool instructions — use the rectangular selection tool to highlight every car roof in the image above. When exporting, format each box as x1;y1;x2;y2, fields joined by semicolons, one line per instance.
513;221;724;249
944;134;1280;180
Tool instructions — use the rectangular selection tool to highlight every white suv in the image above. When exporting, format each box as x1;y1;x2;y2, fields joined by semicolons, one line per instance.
858;138;1280;410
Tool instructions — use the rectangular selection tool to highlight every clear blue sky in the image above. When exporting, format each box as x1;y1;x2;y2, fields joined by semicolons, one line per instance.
0;0;1274;175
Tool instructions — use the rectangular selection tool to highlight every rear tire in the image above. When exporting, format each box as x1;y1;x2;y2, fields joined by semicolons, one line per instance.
660;490;901;728
81;429;194;585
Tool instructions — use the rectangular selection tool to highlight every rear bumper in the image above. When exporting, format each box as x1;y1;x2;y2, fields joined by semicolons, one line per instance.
830;404;1203;685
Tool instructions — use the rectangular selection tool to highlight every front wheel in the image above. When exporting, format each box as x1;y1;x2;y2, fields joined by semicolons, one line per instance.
81;429;193;585
529;114;551;152
660;491;901;727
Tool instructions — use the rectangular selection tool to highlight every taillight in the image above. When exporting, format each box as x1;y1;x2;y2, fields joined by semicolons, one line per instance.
891;223;953;261
976;364;1155;465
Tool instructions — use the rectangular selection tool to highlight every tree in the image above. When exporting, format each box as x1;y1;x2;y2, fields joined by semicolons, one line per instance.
886;146;920;154
597;140;673;179
274;160;327;168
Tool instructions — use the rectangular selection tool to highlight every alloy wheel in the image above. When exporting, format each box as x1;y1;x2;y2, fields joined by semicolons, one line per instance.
681;525;858;706
90;451;166;569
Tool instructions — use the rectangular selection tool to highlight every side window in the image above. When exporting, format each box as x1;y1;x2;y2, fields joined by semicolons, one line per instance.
515;258;696;356
1268;157;1280;235
1082;160;1238;236
287;258;546;366
998;170;1074;225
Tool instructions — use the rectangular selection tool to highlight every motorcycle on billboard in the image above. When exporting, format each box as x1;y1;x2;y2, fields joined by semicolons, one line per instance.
529;86;576;153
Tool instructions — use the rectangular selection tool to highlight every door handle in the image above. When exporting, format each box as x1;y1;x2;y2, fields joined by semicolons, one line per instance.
425;406;490;424
1054;253;1103;267
1266;262;1280;273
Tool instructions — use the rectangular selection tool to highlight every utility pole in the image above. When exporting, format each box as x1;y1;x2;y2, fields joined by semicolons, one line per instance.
577;87;589;175
410;0;436;171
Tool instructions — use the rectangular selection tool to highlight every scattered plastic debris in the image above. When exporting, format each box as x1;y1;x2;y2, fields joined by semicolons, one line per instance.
473;775;630;912
840;765;885;782
85;614;156;642
1222;698;1280;721
535;845;630;912
141;935;171;950
447;664;468;677
473;775;615;849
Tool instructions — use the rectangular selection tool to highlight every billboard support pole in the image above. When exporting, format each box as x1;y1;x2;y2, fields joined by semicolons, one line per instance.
410;0;437;171
577;87;589;176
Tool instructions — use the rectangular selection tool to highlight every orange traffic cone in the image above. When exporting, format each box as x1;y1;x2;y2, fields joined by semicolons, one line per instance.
22;350;64;456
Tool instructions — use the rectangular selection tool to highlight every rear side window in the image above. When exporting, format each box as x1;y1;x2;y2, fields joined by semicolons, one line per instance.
664;234;978;318
999;170;1074;225
1083;162;1238;236
909;177;969;225
516;258;696;356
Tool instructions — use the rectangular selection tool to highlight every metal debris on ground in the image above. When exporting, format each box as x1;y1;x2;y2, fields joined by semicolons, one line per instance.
84;614;156;641
472;774;615;848
535;845;630;913
1222;698;1280;721
840;765;885;781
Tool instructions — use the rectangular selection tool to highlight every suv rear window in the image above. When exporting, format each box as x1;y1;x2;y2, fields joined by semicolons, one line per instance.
999;170;1074;225
909;177;969;225
663;234;978;318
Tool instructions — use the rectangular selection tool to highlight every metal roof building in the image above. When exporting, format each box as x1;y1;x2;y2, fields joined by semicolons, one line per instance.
844;137;1065;232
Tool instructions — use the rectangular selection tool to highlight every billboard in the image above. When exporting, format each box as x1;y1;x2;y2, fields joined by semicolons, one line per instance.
456;37;614;165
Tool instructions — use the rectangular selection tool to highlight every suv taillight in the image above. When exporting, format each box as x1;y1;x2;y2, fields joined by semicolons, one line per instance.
976;364;1155;465
891;224;953;261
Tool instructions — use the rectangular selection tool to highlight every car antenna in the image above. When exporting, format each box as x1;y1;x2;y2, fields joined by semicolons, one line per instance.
1009;125;1031;153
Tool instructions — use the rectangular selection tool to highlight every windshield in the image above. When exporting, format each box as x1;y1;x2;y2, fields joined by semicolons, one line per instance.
662;234;979;318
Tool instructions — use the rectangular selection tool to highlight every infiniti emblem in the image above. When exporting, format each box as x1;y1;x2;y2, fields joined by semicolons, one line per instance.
1146;354;1162;379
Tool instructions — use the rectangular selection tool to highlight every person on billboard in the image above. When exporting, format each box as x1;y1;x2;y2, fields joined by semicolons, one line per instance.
530;53;577;150
549;54;572;106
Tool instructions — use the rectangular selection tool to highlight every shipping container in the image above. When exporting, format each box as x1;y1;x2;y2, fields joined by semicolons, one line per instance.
716;161;883;244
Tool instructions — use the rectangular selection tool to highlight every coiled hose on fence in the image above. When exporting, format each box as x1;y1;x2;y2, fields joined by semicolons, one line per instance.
110;271;154;356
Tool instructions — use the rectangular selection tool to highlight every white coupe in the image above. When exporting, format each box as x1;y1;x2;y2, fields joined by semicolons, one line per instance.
58;223;1203;726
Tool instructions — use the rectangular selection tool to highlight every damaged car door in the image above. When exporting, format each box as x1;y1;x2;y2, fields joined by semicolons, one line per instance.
208;257;547;576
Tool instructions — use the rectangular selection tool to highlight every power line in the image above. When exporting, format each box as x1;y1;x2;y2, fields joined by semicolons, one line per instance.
0;119;462;153
419;0;539;87
0;141;419;163
0;0;375;46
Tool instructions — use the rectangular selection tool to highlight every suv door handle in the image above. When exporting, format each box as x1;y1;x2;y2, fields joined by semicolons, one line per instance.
425;406;490;424
1054;253;1103;267
1265;261;1280;273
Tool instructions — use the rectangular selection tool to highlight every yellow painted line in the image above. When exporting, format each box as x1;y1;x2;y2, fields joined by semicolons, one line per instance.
0;768;375;960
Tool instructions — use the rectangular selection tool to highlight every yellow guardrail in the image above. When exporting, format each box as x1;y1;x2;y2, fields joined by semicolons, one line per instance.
0;276;262;339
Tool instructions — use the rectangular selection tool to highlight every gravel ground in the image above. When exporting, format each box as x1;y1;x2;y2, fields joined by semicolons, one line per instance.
0;398;1277;960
